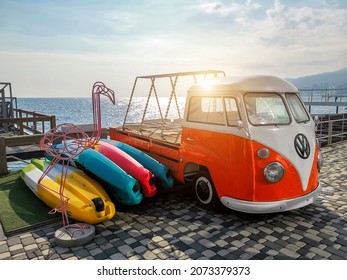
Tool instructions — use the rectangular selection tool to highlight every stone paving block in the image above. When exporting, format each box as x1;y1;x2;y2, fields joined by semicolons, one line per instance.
124;237;137;245
179;235;195;245
0;243;8;254
215;239;228;247
20;236;36;246
202;249;216;258
244;226;260;235
73;248;91;259
100;229;113;237
168;220;178;226
264;235;278;242
94;252;110;260
11;252;27;260
310;247;332;258
142;250;157;260
258;226;274;235
110;253;127;260
140;238;151;246
129;254;142;260
272;226;285;233
177;226;189;233
89;247;103;256
157;240;170;248
301;237;321;248
325;246;347;258
198;238;216;248
134;245;147;254
162;244;177;254
9;243;24;255
165;226;179;235
24;243;38;251
128;229;142;238
152;235;164;243
0;251;11;259
162;233;173;240
153;248;171;259
253;243;265;251
7;236;21;247
187;224;199;231
171;249;188;259
118;244;134;256
1;141;347;260
94;236;108;245
189;241;209;252
335;236;347;247
59;252;76;260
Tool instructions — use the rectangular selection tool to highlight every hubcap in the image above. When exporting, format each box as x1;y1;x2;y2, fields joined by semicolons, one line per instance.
196;178;212;204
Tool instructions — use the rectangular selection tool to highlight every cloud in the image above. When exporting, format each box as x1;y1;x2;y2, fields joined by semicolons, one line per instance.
1;0;347;93
195;0;347;75
199;0;261;18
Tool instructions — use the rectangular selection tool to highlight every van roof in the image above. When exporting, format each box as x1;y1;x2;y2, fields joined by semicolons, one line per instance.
189;75;298;93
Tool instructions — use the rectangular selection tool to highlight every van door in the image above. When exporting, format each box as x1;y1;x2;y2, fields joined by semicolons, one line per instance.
182;95;253;201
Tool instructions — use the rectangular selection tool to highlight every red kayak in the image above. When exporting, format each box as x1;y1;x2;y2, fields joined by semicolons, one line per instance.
94;140;157;197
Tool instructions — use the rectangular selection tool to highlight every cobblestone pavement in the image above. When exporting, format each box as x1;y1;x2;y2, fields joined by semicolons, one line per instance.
0;142;346;260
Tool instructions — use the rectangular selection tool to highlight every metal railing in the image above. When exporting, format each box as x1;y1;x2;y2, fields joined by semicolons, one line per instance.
314;113;347;147
299;88;347;146
300;88;347;114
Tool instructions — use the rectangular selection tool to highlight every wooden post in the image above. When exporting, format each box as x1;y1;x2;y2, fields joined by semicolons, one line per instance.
19;110;24;135
51;115;56;129
0;137;8;175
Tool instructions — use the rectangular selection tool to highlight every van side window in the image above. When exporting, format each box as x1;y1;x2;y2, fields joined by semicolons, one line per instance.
286;93;310;123
224;97;240;126
187;96;225;125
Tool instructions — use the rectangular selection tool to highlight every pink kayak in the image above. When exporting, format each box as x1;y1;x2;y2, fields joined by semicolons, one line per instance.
94;140;157;197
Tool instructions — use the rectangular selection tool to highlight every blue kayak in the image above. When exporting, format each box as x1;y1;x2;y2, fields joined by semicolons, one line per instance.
101;138;175;188
49;143;143;206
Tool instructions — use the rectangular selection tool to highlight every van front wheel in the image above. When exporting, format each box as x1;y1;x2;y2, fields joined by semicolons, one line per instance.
194;171;219;209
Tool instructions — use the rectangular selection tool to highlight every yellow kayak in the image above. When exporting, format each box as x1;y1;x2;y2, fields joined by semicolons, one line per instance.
20;159;116;224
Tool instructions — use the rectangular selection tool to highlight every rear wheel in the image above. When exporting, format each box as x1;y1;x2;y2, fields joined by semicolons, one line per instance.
194;170;219;209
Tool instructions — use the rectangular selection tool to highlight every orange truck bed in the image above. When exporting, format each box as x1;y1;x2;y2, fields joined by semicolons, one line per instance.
109;119;183;181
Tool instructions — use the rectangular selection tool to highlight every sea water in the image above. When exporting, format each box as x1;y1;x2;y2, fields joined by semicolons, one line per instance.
15;95;347;131
17;97;186;129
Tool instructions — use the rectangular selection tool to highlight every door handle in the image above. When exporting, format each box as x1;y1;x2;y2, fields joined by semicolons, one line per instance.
186;137;195;142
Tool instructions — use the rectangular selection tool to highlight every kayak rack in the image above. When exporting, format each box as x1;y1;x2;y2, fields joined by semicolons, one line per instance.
122;70;226;128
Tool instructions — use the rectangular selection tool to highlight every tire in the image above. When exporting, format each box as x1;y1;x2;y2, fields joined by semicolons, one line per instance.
194;170;219;209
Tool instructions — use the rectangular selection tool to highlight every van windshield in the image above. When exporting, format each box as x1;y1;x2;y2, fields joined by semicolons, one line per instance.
245;93;290;125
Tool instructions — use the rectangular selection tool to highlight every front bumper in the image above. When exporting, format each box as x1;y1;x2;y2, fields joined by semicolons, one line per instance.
220;183;322;214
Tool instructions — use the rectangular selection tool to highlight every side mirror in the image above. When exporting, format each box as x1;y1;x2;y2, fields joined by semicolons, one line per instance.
314;115;319;123
237;120;244;129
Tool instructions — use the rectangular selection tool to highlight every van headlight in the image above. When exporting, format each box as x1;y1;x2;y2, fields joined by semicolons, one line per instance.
317;151;323;171
264;162;285;183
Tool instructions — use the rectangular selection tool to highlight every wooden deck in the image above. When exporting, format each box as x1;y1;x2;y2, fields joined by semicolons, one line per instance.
6;144;44;161
0;128;111;175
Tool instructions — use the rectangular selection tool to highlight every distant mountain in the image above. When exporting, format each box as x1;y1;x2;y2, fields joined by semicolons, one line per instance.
287;67;347;89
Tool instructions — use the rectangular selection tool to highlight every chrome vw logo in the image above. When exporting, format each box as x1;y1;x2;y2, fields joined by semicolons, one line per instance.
294;134;310;159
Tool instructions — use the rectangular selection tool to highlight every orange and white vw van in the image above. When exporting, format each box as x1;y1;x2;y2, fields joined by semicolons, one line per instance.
110;72;323;213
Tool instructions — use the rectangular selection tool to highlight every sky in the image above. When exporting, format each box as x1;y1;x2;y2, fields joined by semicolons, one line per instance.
0;0;347;97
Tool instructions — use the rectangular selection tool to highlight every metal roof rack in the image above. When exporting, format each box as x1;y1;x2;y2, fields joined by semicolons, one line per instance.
123;70;226;127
